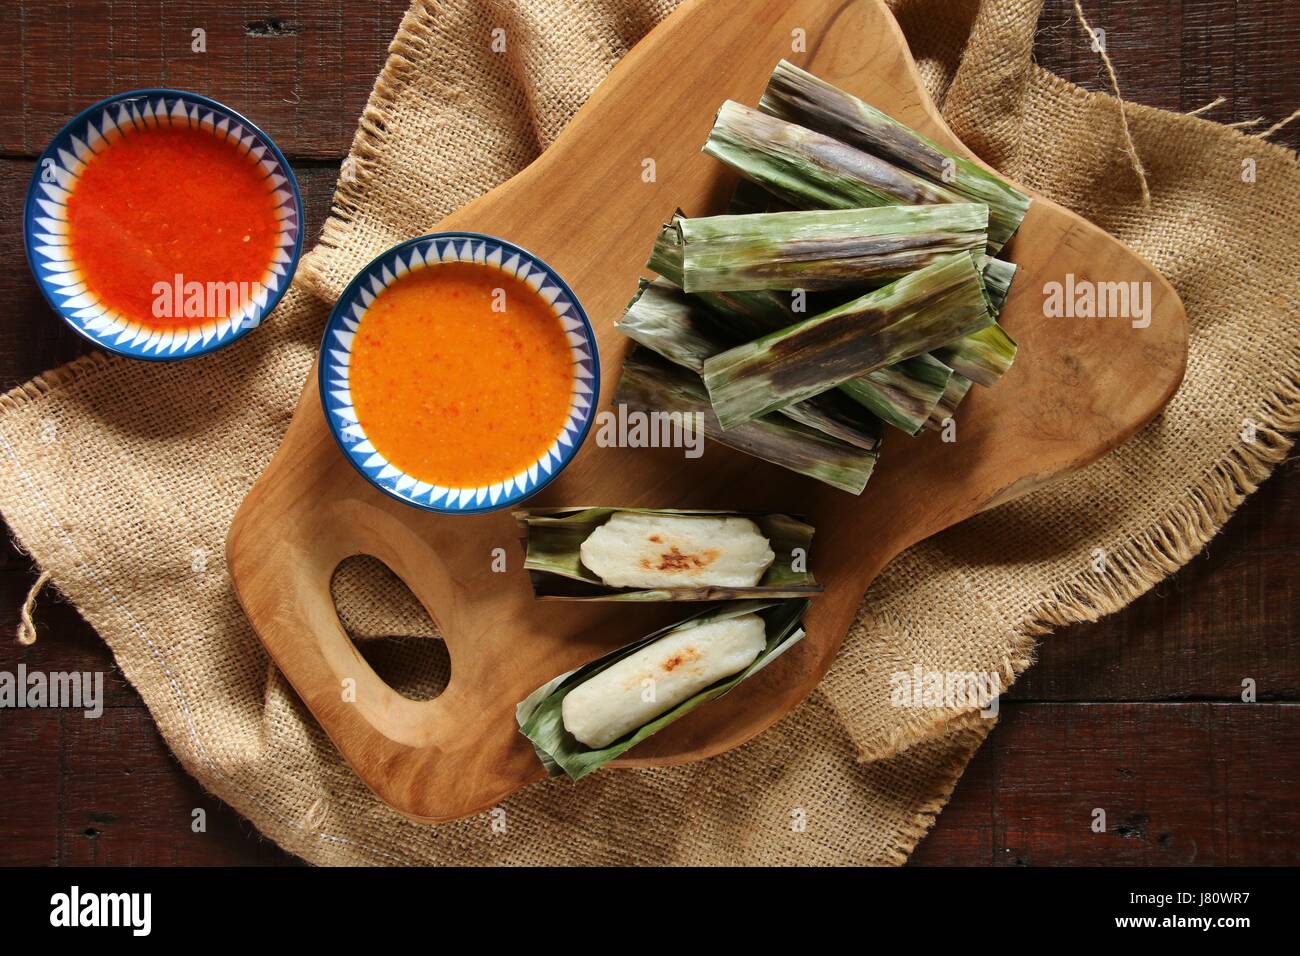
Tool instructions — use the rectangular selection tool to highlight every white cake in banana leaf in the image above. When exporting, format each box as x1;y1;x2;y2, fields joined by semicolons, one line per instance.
561;614;767;748
578;512;775;589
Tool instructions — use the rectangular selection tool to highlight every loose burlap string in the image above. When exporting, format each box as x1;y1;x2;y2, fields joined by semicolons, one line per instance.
1;0;1296;865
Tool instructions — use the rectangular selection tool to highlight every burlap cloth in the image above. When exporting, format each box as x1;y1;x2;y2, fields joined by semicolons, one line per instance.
2;0;1296;865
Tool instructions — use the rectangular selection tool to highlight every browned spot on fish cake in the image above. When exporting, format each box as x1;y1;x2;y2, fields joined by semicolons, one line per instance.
647;534;662;543
639;546;720;573
661;646;701;672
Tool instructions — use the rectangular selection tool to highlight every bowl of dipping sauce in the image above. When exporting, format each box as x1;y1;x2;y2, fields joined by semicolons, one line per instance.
320;233;600;514
24;89;302;360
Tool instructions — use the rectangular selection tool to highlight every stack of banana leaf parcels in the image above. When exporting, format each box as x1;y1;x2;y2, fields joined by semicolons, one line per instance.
615;60;1031;494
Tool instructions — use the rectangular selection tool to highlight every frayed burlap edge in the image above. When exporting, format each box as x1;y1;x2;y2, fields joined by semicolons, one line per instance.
0;352;116;414
852;651;1024;767
1024;370;1299;634
0;338;419;865
297;0;444;303
875;712;995;866
840;64;1300;764
849;355;1299;766
856;358;1299;763
1018;68;1300;636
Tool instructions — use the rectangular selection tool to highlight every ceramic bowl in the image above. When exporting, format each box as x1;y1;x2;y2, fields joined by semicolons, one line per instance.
319;232;600;514
23;89;303;360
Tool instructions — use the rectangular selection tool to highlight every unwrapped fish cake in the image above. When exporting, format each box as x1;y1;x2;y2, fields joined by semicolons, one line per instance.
579;512;775;589
561;614;767;748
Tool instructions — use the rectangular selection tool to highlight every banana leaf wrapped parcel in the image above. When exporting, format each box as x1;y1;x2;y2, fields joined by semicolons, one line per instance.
978;256;1018;313
705;100;965;213
675;204;990;292
617;278;883;450
516;506;823;600
925;372;973;431
645;225;953;435
516;600;808;779
933;322;1019;387
615;348;879;494
701;252;994;428
758;59;1031;251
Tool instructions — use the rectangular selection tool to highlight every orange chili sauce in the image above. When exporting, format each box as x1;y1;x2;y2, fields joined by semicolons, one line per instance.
65;122;281;328
349;261;576;488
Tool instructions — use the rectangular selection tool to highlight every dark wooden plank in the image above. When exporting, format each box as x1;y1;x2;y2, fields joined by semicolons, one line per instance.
1011;459;1300;701
0;705;62;865
913;701;1300;865
1037;0;1300;150
1017;1;1300;703
0;580;303;864
0;148;340;866
0;157;97;379
907;726;998;863
0;0;411;159
58;707;303;865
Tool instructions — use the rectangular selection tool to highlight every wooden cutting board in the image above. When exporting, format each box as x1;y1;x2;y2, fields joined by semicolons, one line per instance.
227;0;1187;822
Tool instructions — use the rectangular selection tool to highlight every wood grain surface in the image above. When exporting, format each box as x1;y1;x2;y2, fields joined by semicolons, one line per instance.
0;0;1296;864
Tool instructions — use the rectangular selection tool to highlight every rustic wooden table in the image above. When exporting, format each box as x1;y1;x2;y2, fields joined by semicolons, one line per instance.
0;0;1295;866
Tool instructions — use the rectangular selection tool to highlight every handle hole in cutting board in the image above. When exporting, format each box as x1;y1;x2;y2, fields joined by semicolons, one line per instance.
330;555;450;703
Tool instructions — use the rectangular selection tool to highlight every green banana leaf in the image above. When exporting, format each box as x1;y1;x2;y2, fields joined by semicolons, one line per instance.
515;505;823;600
758;59;1031;251
675;204;989;292
617;277;882;450
701;252;993;429
705;100;966;213
646;221;950;435
933;323;1019;387
979;256;1018;314
615;347;879;494
516;599;808;779
925;372;973;431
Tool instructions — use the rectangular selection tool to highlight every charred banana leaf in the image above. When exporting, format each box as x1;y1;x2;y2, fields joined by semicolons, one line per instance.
617;278;882;450
616;347;878;494
758;59;1031;251
701;253;993;429
675;204;989;293
932;323;1019;387
979;256;1018;314
841;354;953;436
704;100;967;214
728;177;788;215
924;372;974;431
646;222;950;434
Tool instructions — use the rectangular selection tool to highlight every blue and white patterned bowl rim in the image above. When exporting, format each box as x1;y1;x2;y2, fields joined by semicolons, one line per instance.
22;88;303;361
320;233;601;515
